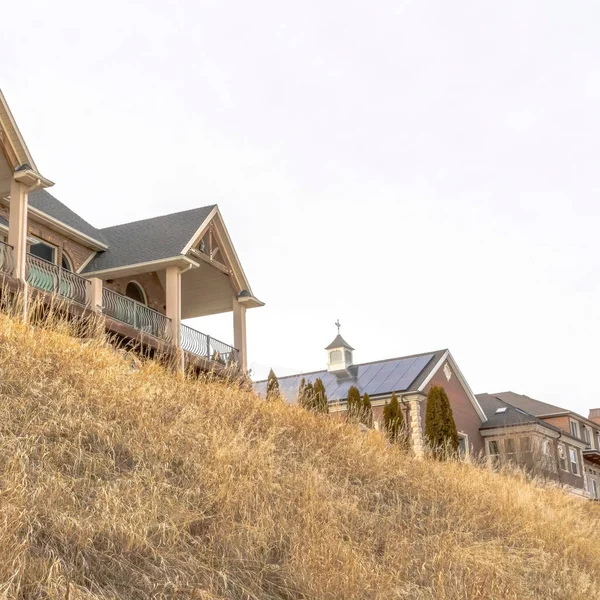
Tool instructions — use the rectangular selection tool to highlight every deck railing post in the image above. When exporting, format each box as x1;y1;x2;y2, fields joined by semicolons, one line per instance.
89;278;103;313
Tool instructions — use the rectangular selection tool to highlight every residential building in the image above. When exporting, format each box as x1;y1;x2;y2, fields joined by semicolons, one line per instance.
254;330;488;456
0;90;263;371
476;392;600;499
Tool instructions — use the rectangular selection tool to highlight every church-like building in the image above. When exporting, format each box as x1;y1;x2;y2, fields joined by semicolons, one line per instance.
254;329;487;457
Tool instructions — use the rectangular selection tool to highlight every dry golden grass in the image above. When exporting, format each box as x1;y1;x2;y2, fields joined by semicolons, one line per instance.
0;311;599;599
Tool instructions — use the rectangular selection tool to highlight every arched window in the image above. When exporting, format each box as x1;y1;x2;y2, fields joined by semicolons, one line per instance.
344;350;353;363
330;350;342;363
125;281;147;305
61;253;73;271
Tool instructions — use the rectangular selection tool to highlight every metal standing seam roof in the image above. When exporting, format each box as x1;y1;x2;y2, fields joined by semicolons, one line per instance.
82;205;216;273
254;350;447;404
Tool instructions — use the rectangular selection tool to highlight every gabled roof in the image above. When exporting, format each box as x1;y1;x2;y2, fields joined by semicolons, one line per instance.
254;349;447;404
82;205;216;273
477;393;581;442
325;334;354;351
490;391;568;417
28;190;108;247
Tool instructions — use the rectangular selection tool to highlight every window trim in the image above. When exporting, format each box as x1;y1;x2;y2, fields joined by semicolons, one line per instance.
558;443;568;471
569;447;580;476
570;419;580;439
29;238;58;264
61;251;74;272
125;280;148;306
457;432;469;456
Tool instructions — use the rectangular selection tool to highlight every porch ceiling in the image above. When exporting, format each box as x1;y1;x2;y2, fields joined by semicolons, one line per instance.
160;261;234;319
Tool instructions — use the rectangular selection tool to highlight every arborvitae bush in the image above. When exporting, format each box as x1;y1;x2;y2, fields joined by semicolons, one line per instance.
313;378;329;414
346;385;361;422
266;369;280;402
300;381;316;411
425;385;459;459
383;392;405;443
361;393;373;428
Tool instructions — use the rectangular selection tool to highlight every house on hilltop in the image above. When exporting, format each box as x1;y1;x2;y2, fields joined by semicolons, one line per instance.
476;392;600;499
0;89;263;371
254;329;487;456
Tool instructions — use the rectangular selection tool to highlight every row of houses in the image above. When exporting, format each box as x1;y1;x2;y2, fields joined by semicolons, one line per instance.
0;89;595;499
254;331;600;499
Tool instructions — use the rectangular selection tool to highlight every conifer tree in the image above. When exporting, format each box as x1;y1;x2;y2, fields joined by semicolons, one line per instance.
313;378;329;414
297;377;306;406
361;393;373;427
383;392;404;443
299;380;316;411
266;369;280;402
424;385;459;458
346;385;361;422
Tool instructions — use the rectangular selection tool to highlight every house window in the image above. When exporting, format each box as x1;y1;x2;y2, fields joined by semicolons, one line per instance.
488;440;500;456
125;282;147;305
30;240;56;263
592;479;599;500
583;426;591;446
596;432;600;451
570;419;580;439
505;438;516;456
558;444;567;471
541;439;551;456
521;437;531;453
457;433;468;456
61;253;73;271
569;447;579;475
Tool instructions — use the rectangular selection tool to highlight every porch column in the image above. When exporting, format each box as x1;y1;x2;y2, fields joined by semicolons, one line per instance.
405;393;426;458
89;277;103;312
165;265;182;348
233;296;247;372
8;179;28;282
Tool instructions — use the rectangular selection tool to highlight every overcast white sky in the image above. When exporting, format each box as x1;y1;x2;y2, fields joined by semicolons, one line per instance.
3;1;600;415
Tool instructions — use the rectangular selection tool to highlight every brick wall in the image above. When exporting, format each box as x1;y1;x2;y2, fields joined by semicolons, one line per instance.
0;205;96;271
422;362;485;454
104;272;166;314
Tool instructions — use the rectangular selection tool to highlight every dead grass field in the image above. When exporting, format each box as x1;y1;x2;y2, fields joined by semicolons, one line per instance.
0;311;599;599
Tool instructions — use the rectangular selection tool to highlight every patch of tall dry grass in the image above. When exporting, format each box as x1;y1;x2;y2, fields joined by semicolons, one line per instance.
0;310;599;599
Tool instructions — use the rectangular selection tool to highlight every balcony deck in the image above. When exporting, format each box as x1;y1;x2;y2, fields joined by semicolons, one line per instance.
0;241;238;373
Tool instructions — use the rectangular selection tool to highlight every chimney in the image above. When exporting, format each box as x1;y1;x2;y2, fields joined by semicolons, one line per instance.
589;408;600;426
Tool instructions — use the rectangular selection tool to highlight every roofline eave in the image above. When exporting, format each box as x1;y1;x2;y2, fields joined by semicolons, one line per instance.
83;255;200;278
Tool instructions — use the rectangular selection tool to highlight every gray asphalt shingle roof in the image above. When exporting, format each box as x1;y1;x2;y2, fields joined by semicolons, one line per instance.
82;205;215;273
254;349;447;404
491;391;567;417
28;190;107;245
477;393;542;429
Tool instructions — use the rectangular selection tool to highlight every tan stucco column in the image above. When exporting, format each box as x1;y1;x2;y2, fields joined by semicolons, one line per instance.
8;179;28;282
406;393;426;458
89;277;103;312
165;266;182;347
233;296;247;372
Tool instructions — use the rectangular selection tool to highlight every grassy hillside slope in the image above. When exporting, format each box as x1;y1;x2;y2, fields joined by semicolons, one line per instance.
0;314;599;599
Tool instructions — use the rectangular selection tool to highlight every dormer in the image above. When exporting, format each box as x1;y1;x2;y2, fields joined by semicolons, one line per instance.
326;332;354;373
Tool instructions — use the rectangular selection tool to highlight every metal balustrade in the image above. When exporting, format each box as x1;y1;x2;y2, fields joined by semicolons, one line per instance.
180;323;238;366
102;287;172;342
0;241;14;276
26;254;90;305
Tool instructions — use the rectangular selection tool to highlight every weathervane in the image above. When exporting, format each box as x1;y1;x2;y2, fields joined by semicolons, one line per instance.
335;319;341;334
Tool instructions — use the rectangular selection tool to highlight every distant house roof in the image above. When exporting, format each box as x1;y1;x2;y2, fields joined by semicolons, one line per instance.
325;334;354;351
82;205;215;273
28;189;108;246
254;349;447;404
476;393;582;443
490;391;568;417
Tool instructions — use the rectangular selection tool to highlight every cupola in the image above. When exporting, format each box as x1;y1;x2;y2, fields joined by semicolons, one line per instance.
326;321;354;373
